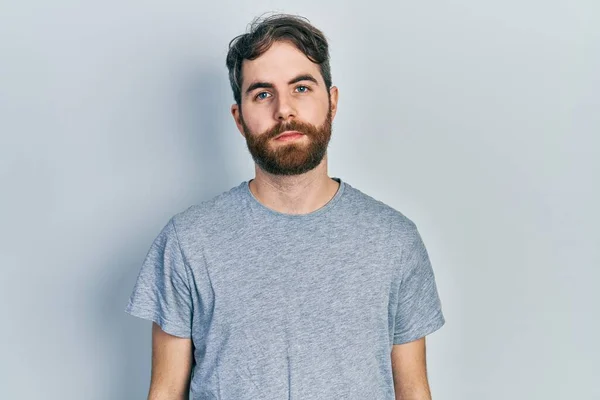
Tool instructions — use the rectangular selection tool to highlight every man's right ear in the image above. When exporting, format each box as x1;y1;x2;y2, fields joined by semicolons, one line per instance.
231;104;246;138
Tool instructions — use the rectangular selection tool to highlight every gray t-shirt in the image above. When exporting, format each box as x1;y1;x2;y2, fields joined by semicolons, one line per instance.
125;177;445;399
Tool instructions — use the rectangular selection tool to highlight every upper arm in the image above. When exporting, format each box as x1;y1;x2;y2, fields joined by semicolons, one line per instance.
391;337;431;400
149;322;194;400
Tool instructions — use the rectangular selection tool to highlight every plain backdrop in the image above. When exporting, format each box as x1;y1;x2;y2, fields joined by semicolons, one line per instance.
1;1;598;399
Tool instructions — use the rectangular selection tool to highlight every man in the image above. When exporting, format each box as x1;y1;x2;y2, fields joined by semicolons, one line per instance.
126;13;445;400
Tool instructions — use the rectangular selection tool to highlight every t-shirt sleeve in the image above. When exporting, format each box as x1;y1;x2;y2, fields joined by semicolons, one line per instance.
124;218;193;338
393;226;445;345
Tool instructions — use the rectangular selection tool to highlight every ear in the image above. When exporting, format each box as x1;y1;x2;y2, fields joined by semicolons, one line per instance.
230;103;246;138
329;86;339;120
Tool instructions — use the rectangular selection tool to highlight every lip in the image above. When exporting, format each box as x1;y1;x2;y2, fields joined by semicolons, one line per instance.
274;131;304;140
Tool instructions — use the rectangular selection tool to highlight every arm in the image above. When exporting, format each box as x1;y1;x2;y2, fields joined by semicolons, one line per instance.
391;337;431;400
148;322;194;400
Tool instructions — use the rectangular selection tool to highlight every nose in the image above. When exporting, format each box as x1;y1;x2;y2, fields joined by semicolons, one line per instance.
274;93;296;122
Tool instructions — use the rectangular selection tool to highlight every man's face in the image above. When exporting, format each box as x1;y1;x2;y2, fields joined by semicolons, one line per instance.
231;41;338;176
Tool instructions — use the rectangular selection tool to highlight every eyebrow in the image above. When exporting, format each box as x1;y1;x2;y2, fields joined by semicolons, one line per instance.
245;74;319;96
288;74;319;86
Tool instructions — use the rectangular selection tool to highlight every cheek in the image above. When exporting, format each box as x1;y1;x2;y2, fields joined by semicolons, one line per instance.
251;113;271;130
242;105;270;132
299;98;329;123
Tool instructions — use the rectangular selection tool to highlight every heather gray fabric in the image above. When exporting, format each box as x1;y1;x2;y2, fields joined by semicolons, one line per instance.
125;177;445;399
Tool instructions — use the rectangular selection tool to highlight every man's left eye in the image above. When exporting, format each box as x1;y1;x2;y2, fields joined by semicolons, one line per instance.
296;86;309;93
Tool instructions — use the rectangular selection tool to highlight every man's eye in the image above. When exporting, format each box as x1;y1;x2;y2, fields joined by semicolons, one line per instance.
296;85;310;93
256;92;271;100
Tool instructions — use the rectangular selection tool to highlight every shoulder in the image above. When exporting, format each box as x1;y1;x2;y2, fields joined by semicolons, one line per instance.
342;181;420;240
168;182;246;239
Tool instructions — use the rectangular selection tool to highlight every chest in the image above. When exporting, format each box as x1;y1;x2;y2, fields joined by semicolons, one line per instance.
199;225;397;342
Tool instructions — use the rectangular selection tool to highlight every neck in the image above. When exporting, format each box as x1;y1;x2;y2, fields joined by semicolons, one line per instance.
249;156;340;215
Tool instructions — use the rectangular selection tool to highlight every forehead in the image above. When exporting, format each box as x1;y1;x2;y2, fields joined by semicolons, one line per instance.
241;41;323;88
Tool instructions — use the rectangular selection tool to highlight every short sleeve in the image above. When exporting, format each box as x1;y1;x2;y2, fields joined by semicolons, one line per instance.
393;227;445;344
125;218;193;338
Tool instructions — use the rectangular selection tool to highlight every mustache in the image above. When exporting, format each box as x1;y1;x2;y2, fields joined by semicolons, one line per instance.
264;120;316;139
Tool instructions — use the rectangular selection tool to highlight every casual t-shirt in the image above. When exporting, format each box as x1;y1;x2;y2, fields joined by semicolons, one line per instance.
125;177;445;399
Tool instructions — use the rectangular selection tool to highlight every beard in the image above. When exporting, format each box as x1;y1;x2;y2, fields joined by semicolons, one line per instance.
240;107;333;176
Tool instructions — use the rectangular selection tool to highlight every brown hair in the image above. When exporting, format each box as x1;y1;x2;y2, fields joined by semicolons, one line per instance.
226;13;332;106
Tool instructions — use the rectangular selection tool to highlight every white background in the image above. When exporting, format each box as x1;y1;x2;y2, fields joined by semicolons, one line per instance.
1;1;598;399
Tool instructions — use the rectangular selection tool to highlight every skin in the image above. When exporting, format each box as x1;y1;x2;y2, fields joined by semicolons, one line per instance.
391;337;432;399
230;40;340;215
148;40;432;399
147;323;193;400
